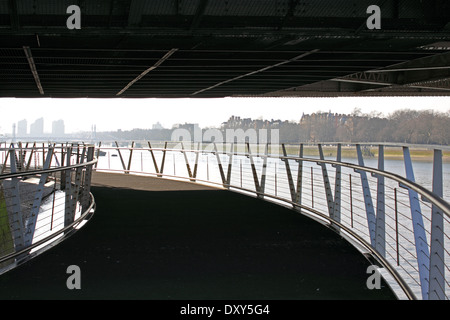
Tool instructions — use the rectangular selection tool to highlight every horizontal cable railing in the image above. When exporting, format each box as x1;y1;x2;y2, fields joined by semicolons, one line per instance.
94;141;450;300
0;142;97;274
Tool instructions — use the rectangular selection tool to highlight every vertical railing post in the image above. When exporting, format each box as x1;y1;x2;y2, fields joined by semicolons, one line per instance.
311;167;314;208
207;155;210;181
394;188;399;266
114;141;127;174
239;159;242;188
160;142;167;176
50;177;57;231
274;161;277;197
95;142;102;169
70;146;86;222
282;144;296;204
318;144;335;219
23;147;54;247
225;143;234;188
60;143;66;189
349;174;353;228
0;146;10;174
355;144;377;248
282;144;302;208
295;144;303;209
173;154;176;175
193;142;200;181
247;143;261;197
181;142;193;180
8;149;25;252
64;146;74;228
81;146;95;213
147;141;160;176
376;145;386;257
126;141;135;173
259;143;268;197
332;144;341;226
213;143;227;187
429;149;445;300
25;142;36;171
17;142;23;172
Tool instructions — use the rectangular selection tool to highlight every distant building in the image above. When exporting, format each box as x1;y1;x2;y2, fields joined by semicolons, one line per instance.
30;118;44;137
152;122;164;130
172;123;201;142
17;119;27;137
52;119;65;136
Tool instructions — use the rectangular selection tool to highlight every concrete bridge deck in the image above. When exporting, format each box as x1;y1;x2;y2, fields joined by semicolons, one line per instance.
0;172;395;299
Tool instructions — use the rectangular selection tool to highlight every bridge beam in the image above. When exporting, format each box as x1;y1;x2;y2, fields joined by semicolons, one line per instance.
23;46;44;95
192;49;319;95
116;48;178;96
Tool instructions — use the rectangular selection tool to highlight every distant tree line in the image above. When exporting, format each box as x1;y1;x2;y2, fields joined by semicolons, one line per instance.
298;109;450;145
221;109;450;145
95;109;450;145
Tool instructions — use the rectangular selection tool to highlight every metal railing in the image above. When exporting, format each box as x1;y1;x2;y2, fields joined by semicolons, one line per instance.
0;142;97;274
94;141;450;300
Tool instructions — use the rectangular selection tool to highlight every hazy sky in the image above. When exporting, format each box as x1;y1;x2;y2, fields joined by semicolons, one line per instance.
1;96;449;134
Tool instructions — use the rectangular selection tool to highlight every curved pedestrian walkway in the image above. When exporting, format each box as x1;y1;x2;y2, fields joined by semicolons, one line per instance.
0;172;395;299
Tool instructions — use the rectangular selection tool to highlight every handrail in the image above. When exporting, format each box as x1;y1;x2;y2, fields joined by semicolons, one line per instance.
97;145;450;220
91;166;420;299
231;184;419;301
95;142;450;300
0;192;95;265
0;143;97;275
0;158;98;179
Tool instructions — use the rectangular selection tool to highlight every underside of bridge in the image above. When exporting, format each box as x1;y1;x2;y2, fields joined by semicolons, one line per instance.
0;0;449;98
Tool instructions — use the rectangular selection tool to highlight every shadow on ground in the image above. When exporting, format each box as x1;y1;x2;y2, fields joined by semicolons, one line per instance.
0;185;396;300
